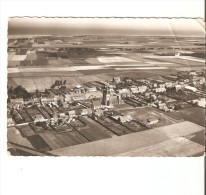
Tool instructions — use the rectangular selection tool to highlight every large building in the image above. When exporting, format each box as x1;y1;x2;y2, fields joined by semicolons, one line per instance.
102;87;123;107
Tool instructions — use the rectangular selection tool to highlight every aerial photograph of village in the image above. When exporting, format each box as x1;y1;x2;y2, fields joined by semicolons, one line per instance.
7;18;205;156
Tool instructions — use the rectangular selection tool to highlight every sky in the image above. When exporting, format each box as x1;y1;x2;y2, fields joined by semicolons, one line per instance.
8;18;205;37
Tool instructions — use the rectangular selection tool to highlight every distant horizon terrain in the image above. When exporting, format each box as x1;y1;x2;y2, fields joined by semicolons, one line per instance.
8;18;205;37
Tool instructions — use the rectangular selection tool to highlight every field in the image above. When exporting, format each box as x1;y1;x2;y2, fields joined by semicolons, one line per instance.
164;107;205;127
77;116;112;141
118;107;176;128
8;35;204;94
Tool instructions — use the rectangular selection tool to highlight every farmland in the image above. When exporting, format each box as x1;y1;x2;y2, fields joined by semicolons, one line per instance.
7;33;205;156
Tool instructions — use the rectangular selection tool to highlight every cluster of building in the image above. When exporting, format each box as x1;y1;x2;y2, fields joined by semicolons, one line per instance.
7;70;205;129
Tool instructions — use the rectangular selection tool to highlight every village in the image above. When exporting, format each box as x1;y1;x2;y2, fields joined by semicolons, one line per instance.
7;69;205;153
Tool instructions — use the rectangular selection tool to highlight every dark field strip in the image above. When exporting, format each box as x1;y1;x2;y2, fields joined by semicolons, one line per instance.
77;116;112;141
78;69;115;75
8;71;83;77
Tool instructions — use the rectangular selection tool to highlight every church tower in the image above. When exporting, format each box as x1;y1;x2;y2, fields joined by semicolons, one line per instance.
102;86;110;105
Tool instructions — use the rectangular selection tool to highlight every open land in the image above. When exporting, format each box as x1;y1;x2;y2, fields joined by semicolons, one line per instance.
7;35;205;156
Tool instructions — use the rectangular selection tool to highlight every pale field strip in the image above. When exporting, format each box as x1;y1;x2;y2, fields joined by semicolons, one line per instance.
145;55;205;63
117;138;204;157
146;61;174;65
97;56;138;63
49;121;204;156
106;44;139;47
145;55;180;59
8;54;15;61
115;67;168;70
8;67;76;73
72;65;108;70
177;56;205;63
11;55;26;61
8;65;110;73
105;64;156;67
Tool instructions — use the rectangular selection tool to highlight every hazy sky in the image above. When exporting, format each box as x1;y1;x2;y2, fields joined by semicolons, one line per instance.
8;18;205;37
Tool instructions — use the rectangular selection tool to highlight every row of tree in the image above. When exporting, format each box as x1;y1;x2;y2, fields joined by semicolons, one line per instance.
8;85;31;100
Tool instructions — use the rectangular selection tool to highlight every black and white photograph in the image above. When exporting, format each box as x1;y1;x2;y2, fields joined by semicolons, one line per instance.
6;17;205;157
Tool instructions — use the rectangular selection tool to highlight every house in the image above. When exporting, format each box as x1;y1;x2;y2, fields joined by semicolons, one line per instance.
54;95;64;103
184;86;197;92
189;71;197;76
155;87;166;93
158;83;166;88
146;117;159;125
130;86;138;93
10;98;24;104
62;101;69;108
199;77;205;85
93;109;104;117
64;94;72;102
68;110;76;117
92;99;102;110
165;82;173;88
33;98;41;105
113;77;121;83
7;115;15;126
118;88;131;94
153;83;158;88
158;103;168;111
59;113;66;118
33;114;46;123
85;91;102;99
175;85;182;91
138;86;147;93
113;115;133;123
40;97;54;104
81;108;92;115
72;94;86;101
87;87;97;93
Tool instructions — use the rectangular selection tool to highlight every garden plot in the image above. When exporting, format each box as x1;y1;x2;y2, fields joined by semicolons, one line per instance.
97;56;138;63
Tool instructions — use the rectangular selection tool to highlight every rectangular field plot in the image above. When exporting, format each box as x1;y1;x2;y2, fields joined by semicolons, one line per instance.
95;116;134;136
18;109;33;122
122;121;148;132
37;107;51;119
85;58;103;64
18;124;37;137
38;130;88;150
97;56;137;63
163;107;205;127
11;55;26;61
118;107;175;128
48;59;73;66
77;116;112;141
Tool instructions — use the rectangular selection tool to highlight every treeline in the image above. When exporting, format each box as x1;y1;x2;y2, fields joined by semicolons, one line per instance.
8;85;31;100
51;80;67;88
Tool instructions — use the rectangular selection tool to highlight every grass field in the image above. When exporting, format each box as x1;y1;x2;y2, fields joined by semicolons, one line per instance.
118;107;175;128
164;107;205;127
